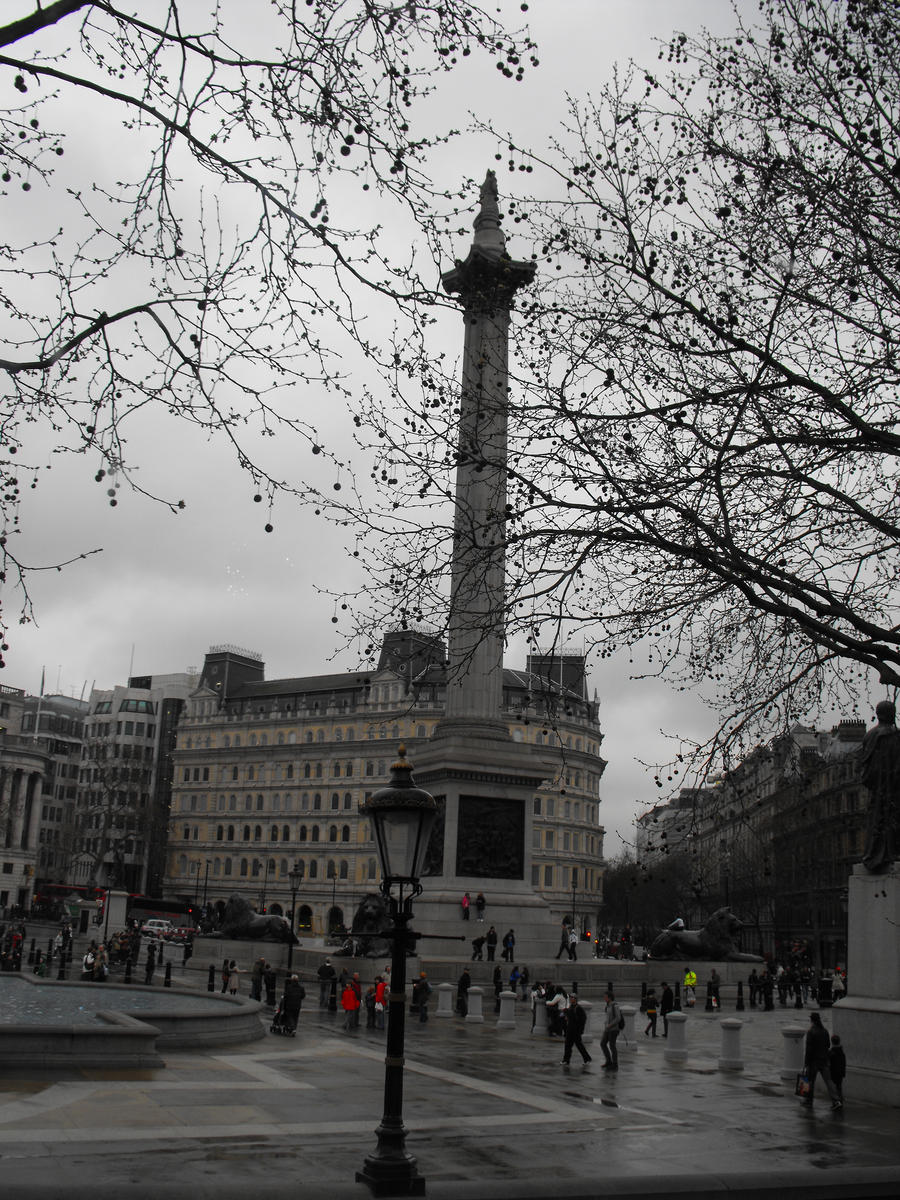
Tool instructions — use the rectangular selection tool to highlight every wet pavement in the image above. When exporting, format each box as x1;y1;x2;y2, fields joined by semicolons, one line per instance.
0;973;898;1199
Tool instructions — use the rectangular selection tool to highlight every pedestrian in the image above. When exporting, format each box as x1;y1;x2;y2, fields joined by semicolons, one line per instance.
518;964;529;999
457;967;471;1017
509;964;521;995
349;972;362;1029
374;974;387;1030
831;969;846;1001
709;968;721;1008
660;981;674;1037
683;966;697;1007
250;956;265;1001
413;971;432;1022
828;1035;846;1104
486;925;498;961
802;1011;841;1109
365;983;377;1028
748;969;760;1008
600;990;622;1071
282;973;305;1033
475;892;486;922
263;961;277;1007
81;943;97;980
560;993;592;1066
554;920;569;960
227;960;240;995
644;987;658;1037
341;975;361;1032
220;956;230;993
545;984;567;1037
471;934;486;961
567;925;579;961
317;957;336;1007
501;929;515;962
461;891;470;921
492;964;503;1012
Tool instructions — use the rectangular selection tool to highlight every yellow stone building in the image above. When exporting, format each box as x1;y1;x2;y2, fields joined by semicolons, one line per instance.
164;634;606;938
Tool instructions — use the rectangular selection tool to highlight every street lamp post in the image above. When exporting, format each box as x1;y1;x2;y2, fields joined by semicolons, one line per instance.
287;861;303;975
356;747;437;1198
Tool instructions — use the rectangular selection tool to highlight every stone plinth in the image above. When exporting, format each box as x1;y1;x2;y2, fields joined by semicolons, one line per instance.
619;1004;637;1051
497;990;517;1029
717;1018;744;1071
465;985;484;1023
664;1011;688;1064
780;1025;806;1081
436;982;454;1018
832;863;900;1106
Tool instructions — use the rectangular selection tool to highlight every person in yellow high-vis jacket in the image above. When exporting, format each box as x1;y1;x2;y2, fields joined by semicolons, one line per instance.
683;967;697;1007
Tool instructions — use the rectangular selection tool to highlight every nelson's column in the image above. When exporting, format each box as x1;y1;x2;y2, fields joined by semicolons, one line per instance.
413;172;560;950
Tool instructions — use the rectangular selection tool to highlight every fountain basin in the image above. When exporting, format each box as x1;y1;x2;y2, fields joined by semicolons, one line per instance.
0;975;264;1069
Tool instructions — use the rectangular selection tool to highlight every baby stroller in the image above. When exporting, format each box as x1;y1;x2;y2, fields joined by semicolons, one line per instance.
270;1003;296;1037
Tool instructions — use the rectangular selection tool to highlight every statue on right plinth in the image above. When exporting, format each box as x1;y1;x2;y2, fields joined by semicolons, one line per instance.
860;700;900;873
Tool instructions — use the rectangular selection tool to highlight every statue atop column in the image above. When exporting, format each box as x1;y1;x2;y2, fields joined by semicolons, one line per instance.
860;700;900;873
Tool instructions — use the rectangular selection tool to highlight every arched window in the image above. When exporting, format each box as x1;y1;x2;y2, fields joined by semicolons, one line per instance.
254;825;262;841
331;793;339;810
243;824;251;840
213;858;221;875
248;765;255;779
343;793;352;809
313;793;322;810
416;725;426;738
240;858;248;876
271;826;279;842
249;734;257;747
308;860;318;879
311;826;320;843
229;795;237;811
339;860;349;880
299;825;307;841
297;903;312;929
286;764;294;779
327;859;336;878
178;854;187;875
183;825;190;841
305;731;313;743
304;763;312;778
227;825;235;841
368;857;377;880
218;795;226;811
335;729;343;742
277;733;285;745
315;763;323;778
223;735;231;748
341;825;350;842
282;824;290;842
231;766;238;781
216;825;224;841
260;734;268;746
317;729;325;743
257;795;264;810
252;859;261;877
234;735;241;747
224;859;232;875
329;825;337;842
245;795;252;811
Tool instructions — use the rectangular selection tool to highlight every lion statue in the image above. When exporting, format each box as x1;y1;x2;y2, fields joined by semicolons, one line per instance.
219;895;298;944
347;892;396;958
648;908;762;961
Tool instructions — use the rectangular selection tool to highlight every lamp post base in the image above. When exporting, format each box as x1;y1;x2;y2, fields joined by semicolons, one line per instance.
356;1160;426;1197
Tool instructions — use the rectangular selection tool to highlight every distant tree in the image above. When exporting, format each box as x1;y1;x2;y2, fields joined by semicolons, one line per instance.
346;0;900;770
0;0;534;661
601;851;697;945
72;732;154;889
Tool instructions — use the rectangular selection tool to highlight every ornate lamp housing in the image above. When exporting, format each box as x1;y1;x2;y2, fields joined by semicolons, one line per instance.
361;747;437;885
288;862;303;892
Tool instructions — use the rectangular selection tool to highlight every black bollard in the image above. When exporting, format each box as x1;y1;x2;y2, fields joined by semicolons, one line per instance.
47;938;54;963
736;981;745;1011
27;938;36;965
164;962;172;988
207;963;216;993
794;987;804;1010
705;981;715;1012
640;981;648;1012
673;982;682;1012
124;959;132;985
607;980;614;999
57;958;67;981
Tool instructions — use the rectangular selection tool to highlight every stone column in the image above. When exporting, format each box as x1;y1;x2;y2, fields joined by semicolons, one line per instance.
580;1000;593;1044
465;986;484;1023
780;1025;807;1080
497;990;517;1029
664;1011;688;1064
619;1004;637;1052
531;999;548;1036
718;1018;744;1071
436;982;455;1018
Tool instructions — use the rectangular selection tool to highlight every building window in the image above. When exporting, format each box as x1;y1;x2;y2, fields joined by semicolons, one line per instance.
544;864;553;887
329;825;337;842
240;859;248;876
341;825;350;843
271;826;279;842
339;860;349;880
282;824;290;842
309;860;318;879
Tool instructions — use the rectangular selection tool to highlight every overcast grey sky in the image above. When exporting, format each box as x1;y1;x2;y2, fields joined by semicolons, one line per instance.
4;0;783;854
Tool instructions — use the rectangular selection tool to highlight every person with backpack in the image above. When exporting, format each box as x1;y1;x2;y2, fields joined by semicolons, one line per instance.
282;974;306;1033
601;990;622;1071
